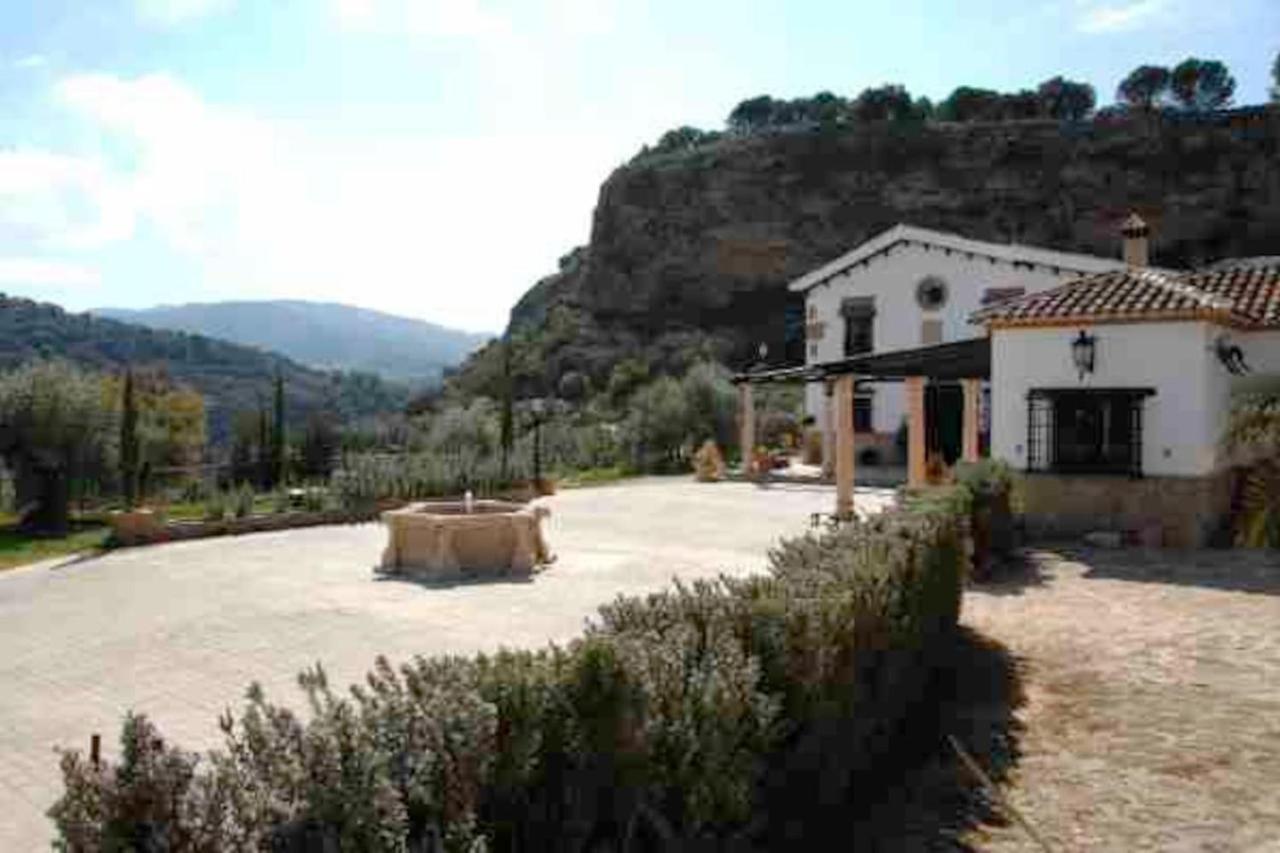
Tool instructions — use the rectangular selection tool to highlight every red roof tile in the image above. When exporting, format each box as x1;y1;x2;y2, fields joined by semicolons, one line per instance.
972;266;1280;328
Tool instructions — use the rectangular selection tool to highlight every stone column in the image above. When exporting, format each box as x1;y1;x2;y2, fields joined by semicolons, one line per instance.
821;380;835;479
961;378;982;463
905;376;927;487
738;382;755;477
834;374;856;518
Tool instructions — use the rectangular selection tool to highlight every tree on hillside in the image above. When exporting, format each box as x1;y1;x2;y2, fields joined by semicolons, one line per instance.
805;90;848;126
119;368;140;509
1037;76;1096;120
727;95;778;132
936;86;1003;122
1170;58;1236;110
1117;64;1171;110
1272;50;1279;102
0;361;115;534
653;126;719;154
851;84;915;122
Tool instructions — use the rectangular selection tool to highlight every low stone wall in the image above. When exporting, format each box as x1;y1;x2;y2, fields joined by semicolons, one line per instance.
108;507;394;548
1018;471;1233;547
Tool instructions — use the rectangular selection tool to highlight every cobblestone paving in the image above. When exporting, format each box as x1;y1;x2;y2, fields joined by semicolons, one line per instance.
964;548;1280;851
0;478;888;850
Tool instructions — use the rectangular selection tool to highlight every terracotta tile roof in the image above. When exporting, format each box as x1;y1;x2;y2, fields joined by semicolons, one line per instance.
972;265;1280;328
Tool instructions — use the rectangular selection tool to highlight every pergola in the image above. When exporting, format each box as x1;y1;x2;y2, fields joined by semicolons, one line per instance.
732;337;991;517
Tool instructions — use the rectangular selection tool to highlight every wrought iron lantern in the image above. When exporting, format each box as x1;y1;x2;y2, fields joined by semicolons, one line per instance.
1071;330;1096;380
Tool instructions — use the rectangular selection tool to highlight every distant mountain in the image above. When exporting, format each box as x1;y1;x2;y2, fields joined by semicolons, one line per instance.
1;294;409;443
95;300;491;385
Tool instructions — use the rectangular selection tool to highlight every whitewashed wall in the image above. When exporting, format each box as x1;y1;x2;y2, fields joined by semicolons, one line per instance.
989;321;1232;477
803;243;1087;433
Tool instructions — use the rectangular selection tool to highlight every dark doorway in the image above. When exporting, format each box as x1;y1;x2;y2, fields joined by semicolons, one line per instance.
926;382;963;465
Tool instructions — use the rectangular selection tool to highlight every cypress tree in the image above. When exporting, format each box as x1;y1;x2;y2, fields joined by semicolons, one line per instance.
270;372;286;489
257;394;270;490
119;368;140;509
500;332;514;478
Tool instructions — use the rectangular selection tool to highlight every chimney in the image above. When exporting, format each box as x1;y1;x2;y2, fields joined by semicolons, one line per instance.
1121;213;1149;267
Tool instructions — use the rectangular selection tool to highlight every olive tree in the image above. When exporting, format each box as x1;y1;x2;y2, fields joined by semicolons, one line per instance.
0;361;116;534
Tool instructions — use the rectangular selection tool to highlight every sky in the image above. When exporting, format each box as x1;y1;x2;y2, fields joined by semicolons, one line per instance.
0;0;1276;333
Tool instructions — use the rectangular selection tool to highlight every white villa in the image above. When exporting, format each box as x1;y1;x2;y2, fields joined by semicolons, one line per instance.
736;216;1280;546
790;223;1133;466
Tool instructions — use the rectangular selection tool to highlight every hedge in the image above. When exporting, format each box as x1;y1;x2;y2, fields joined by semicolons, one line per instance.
49;495;969;851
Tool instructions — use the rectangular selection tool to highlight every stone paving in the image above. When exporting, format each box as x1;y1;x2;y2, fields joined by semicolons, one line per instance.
0;478;889;850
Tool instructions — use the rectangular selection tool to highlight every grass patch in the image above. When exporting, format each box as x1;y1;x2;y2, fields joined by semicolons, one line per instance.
555;465;634;489
0;521;110;571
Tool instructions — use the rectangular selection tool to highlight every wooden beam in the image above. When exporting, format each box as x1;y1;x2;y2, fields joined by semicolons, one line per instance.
821;380;835;479
738;383;755;478
962;378;982;463
834;374;856;518
906;376;927;488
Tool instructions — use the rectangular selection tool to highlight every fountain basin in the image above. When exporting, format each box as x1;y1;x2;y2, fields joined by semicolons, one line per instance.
379;499;551;580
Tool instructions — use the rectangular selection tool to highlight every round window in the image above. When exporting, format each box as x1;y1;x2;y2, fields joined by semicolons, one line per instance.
916;276;948;311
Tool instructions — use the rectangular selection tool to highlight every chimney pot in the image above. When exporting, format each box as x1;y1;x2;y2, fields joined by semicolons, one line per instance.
1122;213;1149;267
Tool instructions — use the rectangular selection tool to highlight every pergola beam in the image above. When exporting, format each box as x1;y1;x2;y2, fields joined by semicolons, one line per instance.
834;374;856;517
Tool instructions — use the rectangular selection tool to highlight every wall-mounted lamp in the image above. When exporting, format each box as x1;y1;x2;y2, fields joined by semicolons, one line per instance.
1071;330;1096;380
1213;334;1250;375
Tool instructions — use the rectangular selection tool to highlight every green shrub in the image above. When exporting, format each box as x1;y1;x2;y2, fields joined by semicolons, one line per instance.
233;484;255;519
51;497;970;848
203;490;228;522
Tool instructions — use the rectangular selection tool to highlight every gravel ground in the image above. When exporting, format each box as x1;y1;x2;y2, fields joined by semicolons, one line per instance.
962;548;1280;852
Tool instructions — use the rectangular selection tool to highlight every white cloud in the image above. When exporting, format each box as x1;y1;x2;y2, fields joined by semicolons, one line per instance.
0;258;101;287
0;149;135;251
1076;0;1164;32
135;0;235;26
14;54;48;69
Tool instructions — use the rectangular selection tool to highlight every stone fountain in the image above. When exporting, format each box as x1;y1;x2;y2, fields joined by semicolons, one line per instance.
379;494;552;580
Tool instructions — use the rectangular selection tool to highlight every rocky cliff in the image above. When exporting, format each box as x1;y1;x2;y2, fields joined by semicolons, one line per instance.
452;109;1280;399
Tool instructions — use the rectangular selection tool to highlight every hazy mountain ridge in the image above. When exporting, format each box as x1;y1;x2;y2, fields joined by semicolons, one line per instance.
95;300;491;385
1;294;409;443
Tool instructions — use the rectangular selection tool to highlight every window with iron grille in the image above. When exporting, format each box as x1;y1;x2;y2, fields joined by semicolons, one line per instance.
1026;388;1153;477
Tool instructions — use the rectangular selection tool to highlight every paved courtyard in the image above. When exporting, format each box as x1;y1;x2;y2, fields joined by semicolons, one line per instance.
964;548;1280;851
0;478;883;850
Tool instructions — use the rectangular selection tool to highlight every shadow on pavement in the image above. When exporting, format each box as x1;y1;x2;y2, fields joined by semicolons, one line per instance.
1051;545;1280;597
968;549;1052;597
842;628;1027;851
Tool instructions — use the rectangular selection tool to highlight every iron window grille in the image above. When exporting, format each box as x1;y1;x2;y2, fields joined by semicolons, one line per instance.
1026;388;1154;478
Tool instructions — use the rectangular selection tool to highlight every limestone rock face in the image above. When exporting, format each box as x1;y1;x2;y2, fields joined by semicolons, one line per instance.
457;111;1280;396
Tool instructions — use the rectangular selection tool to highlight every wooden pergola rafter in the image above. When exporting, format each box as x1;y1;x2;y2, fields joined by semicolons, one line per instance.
732;337;991;518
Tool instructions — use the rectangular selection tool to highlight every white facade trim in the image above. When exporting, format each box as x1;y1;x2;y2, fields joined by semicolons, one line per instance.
789;224;1130;294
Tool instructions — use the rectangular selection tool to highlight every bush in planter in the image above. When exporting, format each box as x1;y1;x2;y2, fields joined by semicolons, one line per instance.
692;440;726;482
954;459;1015;577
